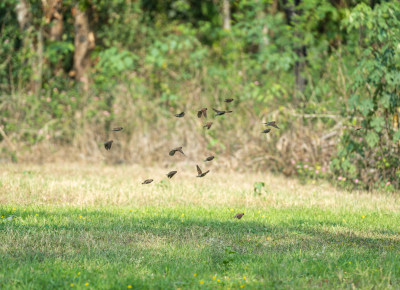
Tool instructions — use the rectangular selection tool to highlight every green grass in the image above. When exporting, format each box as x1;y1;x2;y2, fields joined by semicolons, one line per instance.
1;164;400;289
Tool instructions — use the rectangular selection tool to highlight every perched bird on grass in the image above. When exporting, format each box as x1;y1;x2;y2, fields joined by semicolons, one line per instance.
262;129;271;134
264;121;279;129
234;213;244;219
169;146;185;156
204;156;214;162
197;108;207;118
196;165;210;177
142;179;153;184
104;140;113;150
224;98;234;103
213;108;232;116
166;171;177;179
353;126;363;131
175;112;185;118
112;127;123;131
203;122;213;130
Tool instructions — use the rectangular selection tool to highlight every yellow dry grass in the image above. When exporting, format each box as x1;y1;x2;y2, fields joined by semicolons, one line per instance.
1;163;399;212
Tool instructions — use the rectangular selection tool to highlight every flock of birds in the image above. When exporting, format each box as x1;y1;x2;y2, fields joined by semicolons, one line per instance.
103;98;280;219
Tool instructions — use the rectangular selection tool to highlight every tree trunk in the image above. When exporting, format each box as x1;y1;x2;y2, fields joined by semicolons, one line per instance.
222;0;231;31
42;0;63;41
282;0;307;98
72;5;95;91
16;0;32;30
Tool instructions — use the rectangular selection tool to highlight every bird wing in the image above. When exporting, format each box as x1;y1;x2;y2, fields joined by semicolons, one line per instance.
197;111;202;118
212;108;220;113
169;150;175;156
196;165;202;175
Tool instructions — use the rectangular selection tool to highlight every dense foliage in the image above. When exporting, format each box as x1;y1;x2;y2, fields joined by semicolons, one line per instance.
0;0;399;190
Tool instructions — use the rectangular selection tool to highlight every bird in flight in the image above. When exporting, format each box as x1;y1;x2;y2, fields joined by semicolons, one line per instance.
213;108;232;116
204;156;214;162
104;140;113;150
262;129;271;134
203;122;213;130
234;213;244;219
224;98;234;103
112;127;123;131
169;146;185;156
142;179;153;184
166;171;177;179
264;121;279;129
196;165;210;177
175;112;185;118
197;108;207;118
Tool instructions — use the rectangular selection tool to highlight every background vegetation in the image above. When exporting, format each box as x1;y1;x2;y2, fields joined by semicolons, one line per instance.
0;0;399;190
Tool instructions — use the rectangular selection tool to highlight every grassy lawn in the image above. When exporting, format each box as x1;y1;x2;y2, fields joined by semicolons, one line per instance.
1;164;400;289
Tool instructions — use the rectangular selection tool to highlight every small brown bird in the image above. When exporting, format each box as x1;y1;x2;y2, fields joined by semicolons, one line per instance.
142;179;153;184
112;127;123;131
166;171;177;179
175;112;185;118
234;213;244;219
169;146;185;156
225;98;234;103
196;165;210;177
262;129;271;134
203;122;213;130
204;156;214;162
213;108;232;116
104;140;113;150
197;108;207;118
353;126;363;131
264;121;280;129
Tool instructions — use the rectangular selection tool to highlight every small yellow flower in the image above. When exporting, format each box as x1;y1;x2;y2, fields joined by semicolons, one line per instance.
70;283;74;287
243;276;246;279
362;216;365;219
213;276;216;280
12;208;16;211
262;215;265;218
181;213;184;217
80;216;82;218
128;285;132;288
200;280;204;284
193;273;197;277
240;285;246;288
348;261;351;264
217;279;220;282
77;272;80;275
129;209;133;212
35;214;39;216
230;209;234;212
1;216;3;219
85;283;89;286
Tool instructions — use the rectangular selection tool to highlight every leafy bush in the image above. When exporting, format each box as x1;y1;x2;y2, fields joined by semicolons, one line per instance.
332;2;400;190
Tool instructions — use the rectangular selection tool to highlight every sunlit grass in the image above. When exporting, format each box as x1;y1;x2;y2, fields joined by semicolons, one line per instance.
1;164;400;288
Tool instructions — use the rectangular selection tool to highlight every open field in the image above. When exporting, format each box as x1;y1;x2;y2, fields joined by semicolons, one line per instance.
1;164;400;289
